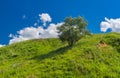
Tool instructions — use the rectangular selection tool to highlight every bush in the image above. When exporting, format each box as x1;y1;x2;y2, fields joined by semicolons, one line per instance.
103;33;120;52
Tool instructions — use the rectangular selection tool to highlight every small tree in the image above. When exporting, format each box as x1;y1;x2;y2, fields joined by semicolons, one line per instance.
57;16;90;47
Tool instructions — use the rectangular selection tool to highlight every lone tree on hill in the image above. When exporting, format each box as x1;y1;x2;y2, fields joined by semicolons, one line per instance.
57;16;90;47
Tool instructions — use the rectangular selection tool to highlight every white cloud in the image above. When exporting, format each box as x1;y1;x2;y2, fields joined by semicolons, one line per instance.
9;13;63;44
39;13;52;26
9;23;63;44
39;23;63;38
0;44;5;48
100;17;120;32
9;26;44;44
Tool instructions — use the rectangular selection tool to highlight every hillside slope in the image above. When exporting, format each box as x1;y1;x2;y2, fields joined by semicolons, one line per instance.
0;33;120;78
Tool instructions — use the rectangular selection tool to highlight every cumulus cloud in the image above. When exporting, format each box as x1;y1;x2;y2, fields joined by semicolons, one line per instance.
0;44;5;48
39;13;52;26
100;17;120;32
9;13;63;44
9;27;44;44
39;23;63;38
9;23;63;44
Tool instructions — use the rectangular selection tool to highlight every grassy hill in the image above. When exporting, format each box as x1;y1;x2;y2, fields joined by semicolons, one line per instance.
0;33;120;78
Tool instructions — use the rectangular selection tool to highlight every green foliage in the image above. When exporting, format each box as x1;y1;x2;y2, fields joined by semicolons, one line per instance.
102;32;120;52
0;33;120;78
57;16;90;46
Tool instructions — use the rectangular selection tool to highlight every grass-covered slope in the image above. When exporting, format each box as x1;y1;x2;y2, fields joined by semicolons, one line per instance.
0;33;120;78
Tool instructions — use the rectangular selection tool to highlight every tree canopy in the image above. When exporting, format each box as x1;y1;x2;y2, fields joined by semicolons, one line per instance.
57;16;90;46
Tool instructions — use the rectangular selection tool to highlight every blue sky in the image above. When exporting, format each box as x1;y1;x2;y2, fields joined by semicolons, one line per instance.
0;0;120;45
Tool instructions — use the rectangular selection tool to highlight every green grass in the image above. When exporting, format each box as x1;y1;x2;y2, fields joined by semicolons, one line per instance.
0;33;120;78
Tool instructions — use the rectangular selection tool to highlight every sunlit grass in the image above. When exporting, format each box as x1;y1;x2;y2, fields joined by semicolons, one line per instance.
0;33;120;78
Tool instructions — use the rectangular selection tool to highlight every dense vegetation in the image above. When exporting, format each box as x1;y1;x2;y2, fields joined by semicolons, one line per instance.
0;33;120;78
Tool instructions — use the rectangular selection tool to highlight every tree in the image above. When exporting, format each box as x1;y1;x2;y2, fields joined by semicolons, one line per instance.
57;16;90;47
